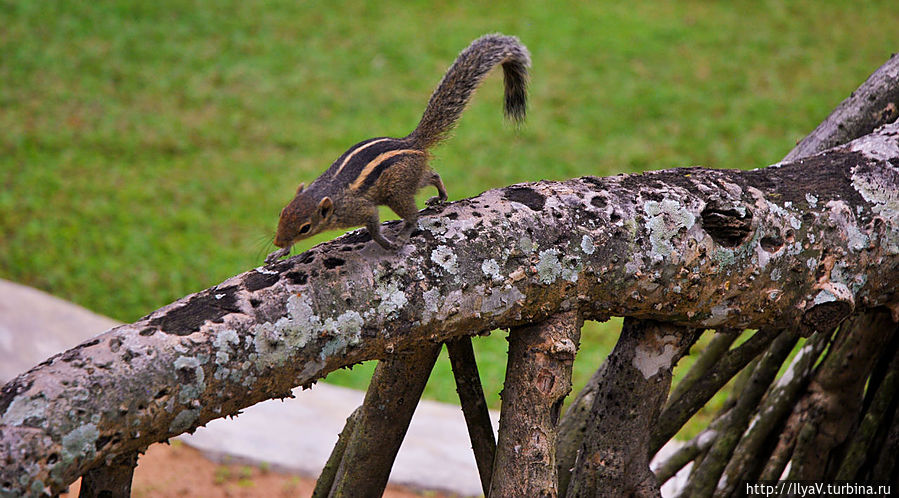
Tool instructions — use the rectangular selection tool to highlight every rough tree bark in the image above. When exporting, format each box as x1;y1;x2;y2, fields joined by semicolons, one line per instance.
328;344;440;497
77;452;137;498
489;311;581;497
446;337;497;495
565;319;698;498
2;116;899;494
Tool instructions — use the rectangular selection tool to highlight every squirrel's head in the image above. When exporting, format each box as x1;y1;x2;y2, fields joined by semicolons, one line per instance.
273;183;335;248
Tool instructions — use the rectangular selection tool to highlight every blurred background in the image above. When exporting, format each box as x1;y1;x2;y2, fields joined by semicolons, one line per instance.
1;0;896;441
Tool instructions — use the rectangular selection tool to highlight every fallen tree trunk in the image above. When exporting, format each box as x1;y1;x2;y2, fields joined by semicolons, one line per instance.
3;118;899;494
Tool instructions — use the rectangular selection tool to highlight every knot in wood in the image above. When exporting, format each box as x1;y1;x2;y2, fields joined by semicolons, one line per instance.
700;201;753;248
801;300;852;336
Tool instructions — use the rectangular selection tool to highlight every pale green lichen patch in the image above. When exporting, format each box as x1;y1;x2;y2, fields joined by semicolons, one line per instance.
214;329;240;352
715;248;736;268
481;259;502;280
213;329;240;381
61;423;99;465
581;235;595;255
418;216;449;236
322;311;364;345
376;282;408;318
852;165;899;221
536;248;581;284
423;289;440;314
805;193;818;208
251;294;367;368
536;249;563;284
174;356;206;404
519;235;535;254
644;199;695;260
431;245;458;274
251;293;318;368
766;201;802;234
2;394;48;427
169;408;200;434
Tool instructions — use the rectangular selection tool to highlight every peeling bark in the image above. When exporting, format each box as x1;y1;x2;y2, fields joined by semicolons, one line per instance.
566;319;698;498
3;120;899;493
489;311;581;497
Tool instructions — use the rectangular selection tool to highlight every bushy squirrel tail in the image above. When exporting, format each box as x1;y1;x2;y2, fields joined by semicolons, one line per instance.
409;34;530;150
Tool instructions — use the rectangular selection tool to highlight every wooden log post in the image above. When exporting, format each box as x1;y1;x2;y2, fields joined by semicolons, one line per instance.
489;311;581;497
77;452;137;498
328;344;441;497
564;319;698;498
446;336;496;495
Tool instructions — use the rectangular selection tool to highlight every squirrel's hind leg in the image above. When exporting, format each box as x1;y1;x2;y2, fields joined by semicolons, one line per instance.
424;171;448;206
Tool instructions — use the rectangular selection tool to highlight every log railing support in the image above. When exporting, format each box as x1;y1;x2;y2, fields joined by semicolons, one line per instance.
489;311;582;497
77;452;138;498
327;344;441;497
447;336;497;495
565;319;697;498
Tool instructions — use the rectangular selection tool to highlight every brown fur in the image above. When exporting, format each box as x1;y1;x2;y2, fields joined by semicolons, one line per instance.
270;34;529;254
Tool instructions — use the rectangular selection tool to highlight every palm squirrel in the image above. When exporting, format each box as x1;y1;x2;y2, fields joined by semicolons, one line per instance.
265;34;530;263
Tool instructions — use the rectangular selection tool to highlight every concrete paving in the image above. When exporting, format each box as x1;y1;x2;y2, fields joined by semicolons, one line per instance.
0;278;686;496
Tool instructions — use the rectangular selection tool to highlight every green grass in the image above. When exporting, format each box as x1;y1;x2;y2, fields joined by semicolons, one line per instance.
1;0;895;437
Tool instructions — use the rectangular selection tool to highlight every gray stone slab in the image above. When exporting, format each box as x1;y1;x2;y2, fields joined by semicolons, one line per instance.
0;279;119;383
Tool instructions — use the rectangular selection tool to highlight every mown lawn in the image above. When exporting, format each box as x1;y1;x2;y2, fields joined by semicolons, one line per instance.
2;0;895;438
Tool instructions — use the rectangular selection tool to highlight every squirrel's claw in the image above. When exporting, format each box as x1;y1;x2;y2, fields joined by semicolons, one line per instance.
264;247;290;264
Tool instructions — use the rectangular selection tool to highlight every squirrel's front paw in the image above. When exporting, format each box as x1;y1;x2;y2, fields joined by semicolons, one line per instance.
426;196;445;207
265;247;290;264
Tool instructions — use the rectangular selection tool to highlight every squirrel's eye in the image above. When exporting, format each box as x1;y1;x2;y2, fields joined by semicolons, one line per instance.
299;223;311;235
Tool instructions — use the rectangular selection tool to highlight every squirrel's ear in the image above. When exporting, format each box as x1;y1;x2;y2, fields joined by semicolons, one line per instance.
296;182;306;195
318;197;333;218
